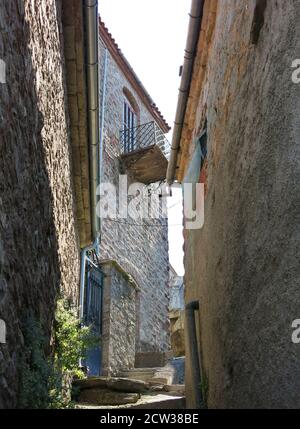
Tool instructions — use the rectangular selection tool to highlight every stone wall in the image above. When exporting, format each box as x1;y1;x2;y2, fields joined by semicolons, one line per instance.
169;310;185;358
98;36;170;355
169;268;184;311
0;0;80;408
182;0;300;408
101;261;137;375
169;267;185;357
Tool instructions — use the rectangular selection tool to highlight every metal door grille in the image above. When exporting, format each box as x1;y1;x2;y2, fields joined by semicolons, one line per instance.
84;261;103;335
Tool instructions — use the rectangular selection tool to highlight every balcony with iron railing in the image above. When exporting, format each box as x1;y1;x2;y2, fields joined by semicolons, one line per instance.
119;121;171;184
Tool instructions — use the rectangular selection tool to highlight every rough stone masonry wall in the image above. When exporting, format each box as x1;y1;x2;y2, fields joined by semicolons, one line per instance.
0;0;80;408
101;262;137;375
184;0;300;408
99;38;170;355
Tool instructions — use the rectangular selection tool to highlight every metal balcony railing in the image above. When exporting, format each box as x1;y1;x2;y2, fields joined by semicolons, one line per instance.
119;121;170;160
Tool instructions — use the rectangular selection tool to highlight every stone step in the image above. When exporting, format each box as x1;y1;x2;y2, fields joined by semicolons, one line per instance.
74;375;185;407
163;384;185;396
118;366;175;385
78;388;140;406
148;377;170;386
147;383;185;396
118;368;156;382
130;395;185;409
76;394;186;409
73;376;149;394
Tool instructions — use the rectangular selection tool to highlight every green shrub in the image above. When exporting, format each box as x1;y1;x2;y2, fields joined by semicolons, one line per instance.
49;299;99;408
18;314;51;409
18;298;99;409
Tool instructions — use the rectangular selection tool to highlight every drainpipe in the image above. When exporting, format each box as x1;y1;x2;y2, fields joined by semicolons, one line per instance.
79;0;101;322
84;0;100;240
99;48;108;188
186;300;205;409
166;0;205;185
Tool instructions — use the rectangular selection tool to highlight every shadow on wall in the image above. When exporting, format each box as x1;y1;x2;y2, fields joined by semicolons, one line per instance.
0;1;67;408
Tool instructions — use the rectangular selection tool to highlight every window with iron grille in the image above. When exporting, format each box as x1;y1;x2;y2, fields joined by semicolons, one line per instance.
123;101;137;152
84;264;103;335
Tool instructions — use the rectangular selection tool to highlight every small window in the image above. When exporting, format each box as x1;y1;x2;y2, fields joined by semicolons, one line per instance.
123;101;137;152
123;101;136;132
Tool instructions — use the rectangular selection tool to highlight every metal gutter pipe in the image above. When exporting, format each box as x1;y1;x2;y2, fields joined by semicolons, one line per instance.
79;1;101;323
99;48;108;192
84;0;100;240
186;300;205;409
166;0;205;185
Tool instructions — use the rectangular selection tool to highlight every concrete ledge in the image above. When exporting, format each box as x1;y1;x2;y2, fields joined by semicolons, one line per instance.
100;259;141;291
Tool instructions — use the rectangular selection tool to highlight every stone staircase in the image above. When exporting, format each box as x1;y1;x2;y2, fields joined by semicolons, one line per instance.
74;375;185;409
118;366;175;386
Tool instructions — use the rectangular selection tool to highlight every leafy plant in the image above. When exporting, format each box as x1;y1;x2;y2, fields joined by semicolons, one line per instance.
18;298;99;409
17;314;52;409
53;298;98;378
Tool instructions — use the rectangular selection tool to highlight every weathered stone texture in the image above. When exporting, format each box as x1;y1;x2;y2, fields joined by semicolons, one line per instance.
169;267;184;311
74;376;149;393
78;388;140;406
169;310;185;358
135;351;170;369
0;0;80;408
99;37;170;355
169;267;184;358
101;262;137;375
182;0;300;408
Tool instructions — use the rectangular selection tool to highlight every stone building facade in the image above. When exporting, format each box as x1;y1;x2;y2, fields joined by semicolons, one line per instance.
169;265;185;358
0;0;81;408
101;261;139;375
169;265;184;311
0;0;170;407
98;22;171;373
169;0;300;409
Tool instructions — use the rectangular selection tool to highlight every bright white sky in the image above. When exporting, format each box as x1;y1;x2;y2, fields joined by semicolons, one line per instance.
100;0;191;276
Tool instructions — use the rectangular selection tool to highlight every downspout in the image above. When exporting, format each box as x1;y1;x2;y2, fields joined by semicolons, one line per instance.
99;48;108;188
166;0;205;185
79;0;101;321
84;0;100;240
186;300;205;409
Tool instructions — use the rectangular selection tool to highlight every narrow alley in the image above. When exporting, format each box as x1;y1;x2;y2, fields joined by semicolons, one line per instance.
0;0;300;417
